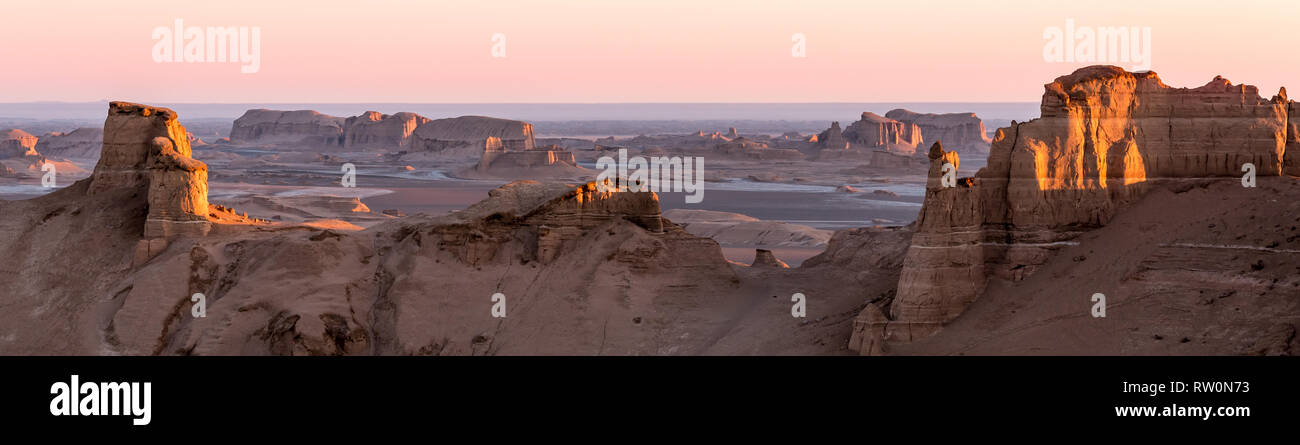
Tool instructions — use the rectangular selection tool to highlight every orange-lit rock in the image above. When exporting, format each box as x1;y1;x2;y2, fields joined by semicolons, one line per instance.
853;66;1297;354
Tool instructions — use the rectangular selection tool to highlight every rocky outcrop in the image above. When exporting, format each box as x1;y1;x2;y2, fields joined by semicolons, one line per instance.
85;102;215;264
885;109;992;154
35;128;103;159
851;66;1297;354
477;143;577;171
812;121;847;150
410;115;536;152
342;111;429;149
751;249;789;268
842;112;923;154
228;109;345;145
1;129;39;159
143;135;210;239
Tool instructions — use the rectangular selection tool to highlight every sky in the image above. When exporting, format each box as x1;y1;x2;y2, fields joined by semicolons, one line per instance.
1;0;1295;103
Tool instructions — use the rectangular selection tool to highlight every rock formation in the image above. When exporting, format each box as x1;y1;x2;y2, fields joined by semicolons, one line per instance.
751;249;789;268
885;109;992;154
469;142;585;179
851;65;1299;354
343;111;429;149
86;102;216;264
842;112;923;154
1;129;39;158
228;109;346;145
229;109;537;156
410;115;536;152
35;128;104;159
812;122;848;151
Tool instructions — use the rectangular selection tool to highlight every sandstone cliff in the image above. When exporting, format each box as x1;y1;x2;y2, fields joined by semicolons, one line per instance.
851;65;1299;354
885;109;992;154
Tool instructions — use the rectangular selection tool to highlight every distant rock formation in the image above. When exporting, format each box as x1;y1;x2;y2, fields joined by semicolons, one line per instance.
228;109;346;145
714;137;802;160
851;65;1299;354
1;129;39;159
34;128;104;159
470;142;584;179
410;115;536;152
229;109;537;156
842;112;923;154
885;109;992;154
343;111;430;150
869;149;926;170
812;121;848;150
751;249;790;268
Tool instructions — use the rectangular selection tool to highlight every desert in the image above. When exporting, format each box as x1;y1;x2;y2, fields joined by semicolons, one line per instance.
0;65;1294;357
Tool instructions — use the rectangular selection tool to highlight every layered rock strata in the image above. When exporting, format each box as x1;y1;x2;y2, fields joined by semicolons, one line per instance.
842;112;923;154
852;66;1298;354
885;109;992;154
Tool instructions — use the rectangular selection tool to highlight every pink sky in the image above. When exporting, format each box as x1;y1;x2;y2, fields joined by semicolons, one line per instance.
1;0;1295;103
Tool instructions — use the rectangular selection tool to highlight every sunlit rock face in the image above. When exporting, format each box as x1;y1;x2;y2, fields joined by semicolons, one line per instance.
1286;98;1300;176
144;135;210;238
90;102;198;195
852;66;1297;353
842;112;923;154
886;109;992;154
0;129;39;159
